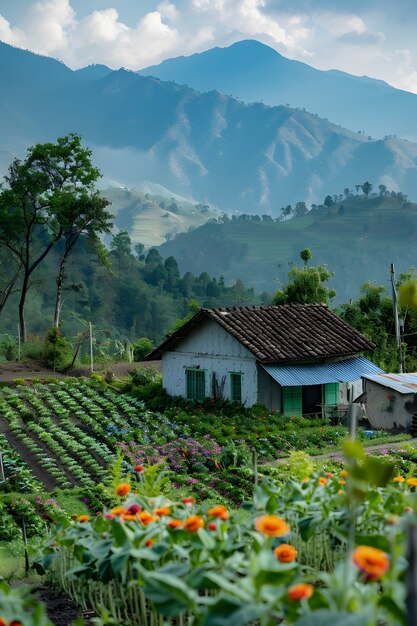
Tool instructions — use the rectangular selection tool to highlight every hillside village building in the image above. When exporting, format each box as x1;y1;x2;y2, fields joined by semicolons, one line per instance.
147;304;382;415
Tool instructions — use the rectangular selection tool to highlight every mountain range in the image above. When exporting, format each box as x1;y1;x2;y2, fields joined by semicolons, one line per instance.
141;39;417;142
2;40;417;213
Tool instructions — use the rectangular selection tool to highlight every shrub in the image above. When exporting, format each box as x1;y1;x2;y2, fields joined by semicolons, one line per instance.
0;334;18;361
43;328;73;371
133;337;155;361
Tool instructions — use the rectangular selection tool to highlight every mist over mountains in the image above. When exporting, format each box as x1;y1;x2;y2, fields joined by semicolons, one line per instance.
2;40;417;213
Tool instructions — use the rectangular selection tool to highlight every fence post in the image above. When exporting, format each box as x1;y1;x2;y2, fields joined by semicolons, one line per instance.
406;523;417;626
252;447;258;489
22;517;29;576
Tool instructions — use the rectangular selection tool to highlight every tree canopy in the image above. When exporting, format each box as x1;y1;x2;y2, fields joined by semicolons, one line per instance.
272;249;336;305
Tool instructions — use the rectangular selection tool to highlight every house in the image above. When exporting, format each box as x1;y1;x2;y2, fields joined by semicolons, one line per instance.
360;372;417;432
146;304;382;415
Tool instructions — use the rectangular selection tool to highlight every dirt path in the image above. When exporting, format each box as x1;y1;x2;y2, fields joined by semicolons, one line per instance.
264;438;417;466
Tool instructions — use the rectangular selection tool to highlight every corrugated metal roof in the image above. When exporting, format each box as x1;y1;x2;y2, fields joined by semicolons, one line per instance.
363;372;417;394
262;356;383;387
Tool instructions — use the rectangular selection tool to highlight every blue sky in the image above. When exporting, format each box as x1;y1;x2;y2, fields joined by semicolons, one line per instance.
1;0;417;93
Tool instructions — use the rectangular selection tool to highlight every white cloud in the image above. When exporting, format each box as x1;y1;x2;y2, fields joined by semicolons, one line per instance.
0;14;25;46
21;0;75;53
394;49;417;93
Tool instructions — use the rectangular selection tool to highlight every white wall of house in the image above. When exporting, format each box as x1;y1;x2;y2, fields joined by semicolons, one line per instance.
364;380;414;431
162;319;259;406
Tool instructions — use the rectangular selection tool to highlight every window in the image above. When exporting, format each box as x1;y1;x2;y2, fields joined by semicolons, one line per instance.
230;373;242;403
186;368;206;401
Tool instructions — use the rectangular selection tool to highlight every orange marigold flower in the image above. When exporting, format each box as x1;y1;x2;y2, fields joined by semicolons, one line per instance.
338;489;344;495
116;483;131;497
207;505;229;520
287;583;314;602
181;497;195;505
339;480;346;485
407;478;417;487
135;464;145;472
154;507;171;516
352;546;389;582
145;538;154;547
207;522;217;530
123;514;137;521
183;515;204;532
78;515;90;523
139;510;156;526
274;544;297;563
167;519;183;529
254;515;290;537
340;470;348;478
111;506;127;516
318;477;327;486
393;476;405;483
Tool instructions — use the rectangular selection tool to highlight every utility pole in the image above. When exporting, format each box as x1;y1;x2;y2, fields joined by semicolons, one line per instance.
89;321;94;373
391;263;403;373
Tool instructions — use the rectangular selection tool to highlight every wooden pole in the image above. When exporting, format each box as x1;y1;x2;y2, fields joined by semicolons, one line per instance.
0;452;4;483
253;447;258;488
406;523;417;626
22;517;29;576
17;323;21;361
89;321;94;374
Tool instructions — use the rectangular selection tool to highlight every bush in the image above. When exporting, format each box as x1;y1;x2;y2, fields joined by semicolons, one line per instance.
0;334;18;361
43;328;73;371
133;337;155;361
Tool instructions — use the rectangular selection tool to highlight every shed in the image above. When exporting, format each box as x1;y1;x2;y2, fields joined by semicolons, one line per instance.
361;372;417;432
147;304;382;415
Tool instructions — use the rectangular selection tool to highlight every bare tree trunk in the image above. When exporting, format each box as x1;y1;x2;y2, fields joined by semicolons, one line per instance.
54;257;66;328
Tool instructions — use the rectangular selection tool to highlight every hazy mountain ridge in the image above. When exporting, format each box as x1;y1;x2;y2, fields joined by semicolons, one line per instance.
140;39;417;142
2;41;417;211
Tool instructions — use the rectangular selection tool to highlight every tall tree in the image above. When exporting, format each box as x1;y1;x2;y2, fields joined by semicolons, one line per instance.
273;249;336;305
0;134;111;339
361;181;373;198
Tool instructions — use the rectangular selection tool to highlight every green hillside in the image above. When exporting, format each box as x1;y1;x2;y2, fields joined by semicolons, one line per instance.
159;194;417;302
104;187;217;247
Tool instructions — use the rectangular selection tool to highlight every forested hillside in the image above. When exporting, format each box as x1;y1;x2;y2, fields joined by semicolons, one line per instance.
159;190;417;302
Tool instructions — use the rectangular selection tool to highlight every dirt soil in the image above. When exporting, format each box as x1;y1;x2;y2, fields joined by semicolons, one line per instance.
0;359;161;382
35;585;95;625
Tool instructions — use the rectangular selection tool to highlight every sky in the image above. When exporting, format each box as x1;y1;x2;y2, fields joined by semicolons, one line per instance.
1;0;417;93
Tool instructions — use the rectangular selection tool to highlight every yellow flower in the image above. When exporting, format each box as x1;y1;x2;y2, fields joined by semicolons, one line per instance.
78;515;90;523
407;478;417;487
339;480;346;485
340;469;348;478
254;515;290;537
393;476;405;483
318;477;327;486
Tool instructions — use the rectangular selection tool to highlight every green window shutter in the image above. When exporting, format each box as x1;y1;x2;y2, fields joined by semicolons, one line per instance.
282;386;302;416
324;382;339;405
186;369;206;400
230;373;242;403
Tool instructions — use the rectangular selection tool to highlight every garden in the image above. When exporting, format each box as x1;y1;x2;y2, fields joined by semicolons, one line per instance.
1;376;417;625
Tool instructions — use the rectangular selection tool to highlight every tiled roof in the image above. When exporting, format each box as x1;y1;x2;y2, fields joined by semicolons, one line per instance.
146;304;375;363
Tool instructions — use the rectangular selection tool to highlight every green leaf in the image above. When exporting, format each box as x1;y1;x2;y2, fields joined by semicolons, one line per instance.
198;527;216;550
295;610;370;626
143;573;198;616
354;534;391;553
363;456;395;487
378;595;406;625
202;595;264;626
342;439;364;461
298;516;321;542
